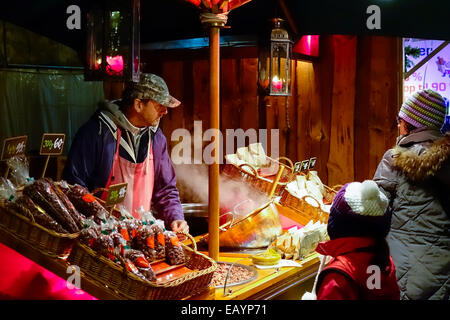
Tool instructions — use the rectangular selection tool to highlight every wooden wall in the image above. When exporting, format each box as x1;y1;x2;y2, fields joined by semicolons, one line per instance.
105;35;402;187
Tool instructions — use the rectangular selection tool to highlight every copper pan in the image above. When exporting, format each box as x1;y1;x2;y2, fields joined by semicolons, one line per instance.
216;199;282;249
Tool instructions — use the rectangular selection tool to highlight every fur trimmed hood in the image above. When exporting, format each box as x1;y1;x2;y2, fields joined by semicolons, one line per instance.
392;133;450;181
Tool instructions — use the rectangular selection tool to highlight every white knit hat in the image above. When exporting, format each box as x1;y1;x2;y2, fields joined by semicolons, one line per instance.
344;180;389;217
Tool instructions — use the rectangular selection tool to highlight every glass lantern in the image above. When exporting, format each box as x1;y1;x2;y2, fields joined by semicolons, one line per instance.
85;0;140;82
258;18;293;96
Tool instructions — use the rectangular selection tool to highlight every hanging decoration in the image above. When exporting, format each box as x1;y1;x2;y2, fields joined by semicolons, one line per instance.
184;0;252;13
85;0;140;82
258;18;293;96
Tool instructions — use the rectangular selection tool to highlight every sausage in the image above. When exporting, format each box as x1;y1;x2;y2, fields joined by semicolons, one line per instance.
23;179;79;233
8;195;68;233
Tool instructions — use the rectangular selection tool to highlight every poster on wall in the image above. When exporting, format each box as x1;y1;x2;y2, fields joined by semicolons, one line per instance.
404;38;450;105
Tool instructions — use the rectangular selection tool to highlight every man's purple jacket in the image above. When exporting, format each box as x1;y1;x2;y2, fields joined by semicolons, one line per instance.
62;109;184;227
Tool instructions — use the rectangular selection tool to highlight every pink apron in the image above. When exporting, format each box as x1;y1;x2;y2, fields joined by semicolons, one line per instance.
101;127;154;219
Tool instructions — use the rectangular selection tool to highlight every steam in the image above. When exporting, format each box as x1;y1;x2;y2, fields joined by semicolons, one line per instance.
174;163;269;219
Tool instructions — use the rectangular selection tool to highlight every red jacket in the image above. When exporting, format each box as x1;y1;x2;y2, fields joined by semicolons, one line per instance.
315;237;400;300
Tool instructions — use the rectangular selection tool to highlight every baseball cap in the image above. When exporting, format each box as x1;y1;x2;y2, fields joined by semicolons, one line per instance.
126;73;181;108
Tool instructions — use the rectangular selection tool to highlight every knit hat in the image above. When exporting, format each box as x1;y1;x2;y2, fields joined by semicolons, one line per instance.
327;180;390;240
399;89;446;130
123;73;181;108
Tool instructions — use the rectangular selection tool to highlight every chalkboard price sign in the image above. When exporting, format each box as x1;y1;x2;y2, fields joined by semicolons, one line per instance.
105;183;128;207
40;133;65;155
301;159;310;172
1;136;28;161
309;157;317;170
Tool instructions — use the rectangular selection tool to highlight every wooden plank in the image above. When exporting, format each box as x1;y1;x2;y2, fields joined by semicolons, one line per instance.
354;36;401;181
327;35;357;186
367;36;399;178
316;35;335;185
287;61;298;162
238;58;259;132
265;96;278;159
296;61;313;167
160;60;186;153
193;59;211;131
354;36;372;181
220;58;241;150
275;96;288;159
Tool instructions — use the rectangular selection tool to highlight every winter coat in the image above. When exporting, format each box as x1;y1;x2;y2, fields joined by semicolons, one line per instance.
62;101;184;228
315;237;400;300
373;128;450;300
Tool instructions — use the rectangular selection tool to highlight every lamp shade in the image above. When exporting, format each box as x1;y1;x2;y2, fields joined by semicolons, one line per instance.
85;0;140;82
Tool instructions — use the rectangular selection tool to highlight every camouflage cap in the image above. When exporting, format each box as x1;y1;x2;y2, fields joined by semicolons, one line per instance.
127;73;181;108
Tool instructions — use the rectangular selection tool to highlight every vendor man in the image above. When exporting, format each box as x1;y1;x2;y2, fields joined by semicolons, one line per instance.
62;73;188;233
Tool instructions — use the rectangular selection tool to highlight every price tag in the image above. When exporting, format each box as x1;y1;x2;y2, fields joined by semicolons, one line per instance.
293;162;302;173
308;157;317;170
300;159;310;172
1;136;28;161
40;133;66;155
105;183;128;207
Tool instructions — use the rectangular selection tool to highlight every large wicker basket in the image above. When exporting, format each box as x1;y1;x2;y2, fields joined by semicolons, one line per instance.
0;200;79;258
67;232;217;300
222;157;295;197
279;183;342;224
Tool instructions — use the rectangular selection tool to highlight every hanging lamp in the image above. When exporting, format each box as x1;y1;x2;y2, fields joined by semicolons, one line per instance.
85;0;140;82
258;18;293;96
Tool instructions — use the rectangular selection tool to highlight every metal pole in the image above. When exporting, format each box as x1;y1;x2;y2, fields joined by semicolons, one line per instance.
208;25;220;261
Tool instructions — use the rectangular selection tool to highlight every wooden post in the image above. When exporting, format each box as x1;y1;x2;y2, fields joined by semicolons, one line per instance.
41;155;50;179
208;25;220;261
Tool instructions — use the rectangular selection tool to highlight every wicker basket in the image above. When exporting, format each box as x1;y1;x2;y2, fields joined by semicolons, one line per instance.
222;156;295;197
67;231;217;300
0;200;79;258
279;184;342;224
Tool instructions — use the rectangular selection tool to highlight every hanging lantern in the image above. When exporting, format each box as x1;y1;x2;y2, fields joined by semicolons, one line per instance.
258;18;293;96
85;0;140;82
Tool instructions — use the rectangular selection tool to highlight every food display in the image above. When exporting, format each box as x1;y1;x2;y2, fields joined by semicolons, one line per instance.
164;230;185;265
270;221;328;260
285;171;332;213
124;249;156;282
212;262;257;288
225;142;292;180
133;225;158;260
225;143;270;169
65;184;108;223
0;160;194;288
251;248;281;266
47;179;85;230
7;195;68;233
149;222;166;260
22;179;81;233
223;143;295;198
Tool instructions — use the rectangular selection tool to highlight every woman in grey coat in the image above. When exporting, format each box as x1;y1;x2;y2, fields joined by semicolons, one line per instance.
373;89;450;300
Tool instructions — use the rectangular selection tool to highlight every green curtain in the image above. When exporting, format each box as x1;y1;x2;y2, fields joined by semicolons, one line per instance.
0;68;104;155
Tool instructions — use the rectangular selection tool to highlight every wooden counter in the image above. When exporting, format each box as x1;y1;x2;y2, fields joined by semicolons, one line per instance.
189;251;318;300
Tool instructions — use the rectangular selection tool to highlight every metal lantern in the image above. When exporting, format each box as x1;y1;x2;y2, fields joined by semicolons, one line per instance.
258;18;293;96
85;0;140;81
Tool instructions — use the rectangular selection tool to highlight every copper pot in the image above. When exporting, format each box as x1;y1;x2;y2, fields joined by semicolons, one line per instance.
218;200;282;248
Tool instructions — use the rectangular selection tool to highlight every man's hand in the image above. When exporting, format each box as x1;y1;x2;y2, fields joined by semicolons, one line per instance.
171;219;189;234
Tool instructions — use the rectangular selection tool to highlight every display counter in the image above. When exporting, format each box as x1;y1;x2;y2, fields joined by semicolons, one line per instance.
0;225;318;300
